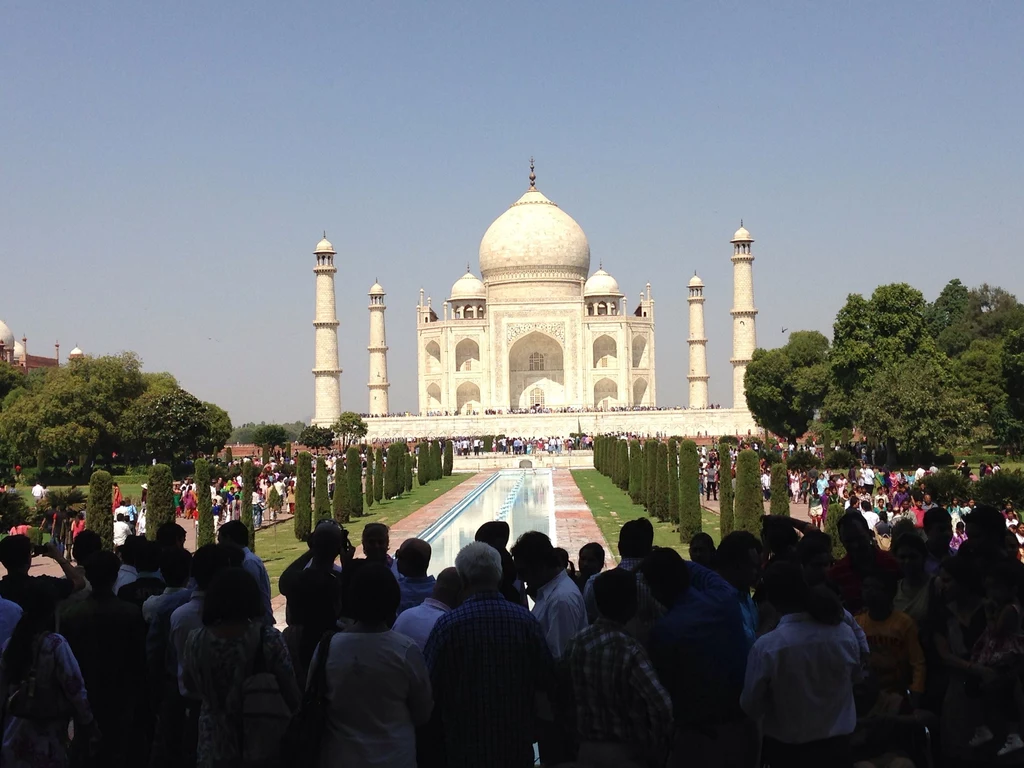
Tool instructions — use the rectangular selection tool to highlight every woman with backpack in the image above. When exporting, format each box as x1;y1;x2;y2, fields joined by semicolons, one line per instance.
0;586;97;767
183;567;301;768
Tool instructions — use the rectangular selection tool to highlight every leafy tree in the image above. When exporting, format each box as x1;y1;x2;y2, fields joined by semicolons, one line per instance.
86;470;114;550
733;450;763;535
241;460;256;549
195;458;214;546
745;331;830;440
346;447;363;516
331;412;368;451
200;403;232;456
786;452;822;472
769;464;790;517
0;490;29;533
42;487;87;516
333;458;350;524
267;485;282;521
0;362;24;408
298;425;335;454
998;329;1024;454
857;353;984;460
667;438;680;523
654;441;669;522
294;452;313;540
146;464;174;541
364;447;375;508
940;284;1024;356
119;387;218;464
224;447;233;464
616;441;629;492
718;442;735;537
926;278;971;350
678;440;702;541
628;439;642;503
974;470;1024;510
314;457;330;521
443;440;453;476
824;504;846;560
374;449;385;500
645;440;659;513
920;469;971;506
252;424;289;453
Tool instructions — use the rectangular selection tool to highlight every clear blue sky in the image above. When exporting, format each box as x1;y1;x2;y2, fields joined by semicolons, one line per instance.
3;2;1020;425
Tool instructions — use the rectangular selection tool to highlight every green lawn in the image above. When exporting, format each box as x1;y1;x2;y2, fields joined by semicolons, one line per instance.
15;478;144;513
571;470;720;561
256;473;472;597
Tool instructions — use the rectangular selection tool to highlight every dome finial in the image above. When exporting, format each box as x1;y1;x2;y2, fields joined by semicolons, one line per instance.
740;219;743;227
529;157;536;189
323;230;327;238
466;262;471;273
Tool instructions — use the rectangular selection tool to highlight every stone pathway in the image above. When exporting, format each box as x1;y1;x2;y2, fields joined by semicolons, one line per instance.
701;495;811;525
553;469;613;557
385;473;493;550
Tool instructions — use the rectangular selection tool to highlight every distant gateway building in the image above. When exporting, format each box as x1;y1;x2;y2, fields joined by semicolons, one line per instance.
311;164;760;439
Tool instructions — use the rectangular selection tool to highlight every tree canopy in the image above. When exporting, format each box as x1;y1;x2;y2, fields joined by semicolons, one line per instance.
745;331;829;441
332;412;368;450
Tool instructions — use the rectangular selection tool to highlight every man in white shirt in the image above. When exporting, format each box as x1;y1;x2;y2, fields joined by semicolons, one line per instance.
31;483;46;505
113;514;131;548
510;531;587;659
858;500;880;531
393;567;461;650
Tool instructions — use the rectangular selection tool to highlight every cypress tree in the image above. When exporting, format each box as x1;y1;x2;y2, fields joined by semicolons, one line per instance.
146;464;174;541
636;441;645;500
679;440;702;541
332;459;350;524
241;460;256;550
314;457;330;521
628;439;641;502
224;447;233;464
734;450;763;535
86;470;113;551
616;441;629;491
374;448;385;499
718;442;735;538
405;450;414;492
645;440;659;513
195;458;214;547
825;505;847;560
294;452;312;540
417;444;428;486
346;447;363;514
384;444;399;498
655;441;669;522
261;445;271;466
364;447;375;509
443;440;453;477
769;463;791;517
667;438;680;524
433;442;443;483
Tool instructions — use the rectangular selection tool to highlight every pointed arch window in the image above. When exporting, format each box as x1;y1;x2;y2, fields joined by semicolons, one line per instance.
528;352;545;371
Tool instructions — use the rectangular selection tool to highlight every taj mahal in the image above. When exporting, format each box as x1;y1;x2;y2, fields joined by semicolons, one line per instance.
309;163;760;440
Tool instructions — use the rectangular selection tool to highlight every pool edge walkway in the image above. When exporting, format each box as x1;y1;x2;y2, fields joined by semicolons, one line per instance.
387;472;495;549
554;469;613;558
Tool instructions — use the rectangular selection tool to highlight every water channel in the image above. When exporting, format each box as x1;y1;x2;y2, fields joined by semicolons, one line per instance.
417;469;555;576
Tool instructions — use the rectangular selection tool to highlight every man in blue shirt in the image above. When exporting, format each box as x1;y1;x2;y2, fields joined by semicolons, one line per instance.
640;548;757;768
218;521;274;625
396;538;436;614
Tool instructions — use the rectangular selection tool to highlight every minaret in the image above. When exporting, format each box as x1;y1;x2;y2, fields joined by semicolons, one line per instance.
730;222;758;409
687;274;709;408
367;279;390;415
312;234;342;426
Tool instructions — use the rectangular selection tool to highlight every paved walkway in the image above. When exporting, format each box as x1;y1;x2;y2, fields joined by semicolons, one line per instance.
701;495;811;524
554;469;613;558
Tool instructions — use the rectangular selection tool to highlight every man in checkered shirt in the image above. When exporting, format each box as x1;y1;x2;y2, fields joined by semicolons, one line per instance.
424;541;554;768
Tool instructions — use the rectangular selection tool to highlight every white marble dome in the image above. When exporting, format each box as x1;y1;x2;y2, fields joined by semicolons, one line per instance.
369;281;385;296
314;236;335;254
479;187;590;283
0;320;14;351
731;225;753;243
584;267;622;296
450;271;486;299
688;274;704;287
12;340;25;361
68;346;84;359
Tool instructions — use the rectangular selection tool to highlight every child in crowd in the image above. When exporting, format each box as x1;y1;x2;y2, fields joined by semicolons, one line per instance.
856;570;926;706
951;521;968;553
968;561;1024;757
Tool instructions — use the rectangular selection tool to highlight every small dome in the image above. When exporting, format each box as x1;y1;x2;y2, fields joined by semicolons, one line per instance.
584;268;623;297
0;321;14;351
688;274;704;287
731;225;753;243
369;281;385;296
314;236;336;254
479;187;590;283
68;346;84;358
450;271;486;300
12;340;25;361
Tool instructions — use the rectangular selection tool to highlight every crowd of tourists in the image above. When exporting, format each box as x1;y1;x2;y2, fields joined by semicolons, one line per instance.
3;451;1024;767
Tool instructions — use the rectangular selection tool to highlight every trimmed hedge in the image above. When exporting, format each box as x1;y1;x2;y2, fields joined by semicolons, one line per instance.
734;450;763;535
655;441;669;522
364;447;375;509
332;458;350;524
443;440;453;477
769;464;790;517
628;439;642;503
667;438;680;524
86;470;114;551
346;447;363;517
241;460;256;550
679;440;702;541
146;464;174;541
645;440;659;513
294;452;312;540
719;443;735;538
195;459;214;547
314;457;331;523
374;449;385;500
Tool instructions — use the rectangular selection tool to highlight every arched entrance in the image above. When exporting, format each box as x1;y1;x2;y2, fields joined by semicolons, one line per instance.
633;378;648;406
594;377;618;409
593;335;617;369
455;338;480;372
508;331;564;410
456;381;481;414
426;383;442;411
